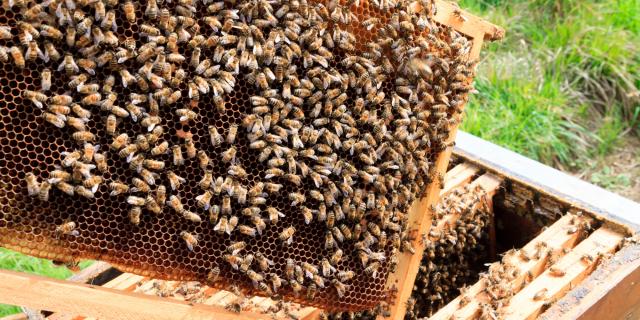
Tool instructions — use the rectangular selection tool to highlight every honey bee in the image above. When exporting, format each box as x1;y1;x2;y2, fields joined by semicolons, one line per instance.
150;141;169;156
72;131;96;143
283;278;301;296
55;182;75;196
50;94;73;106
279;226;295;245
266;206;285;223
263;182;282;194
167;195;185;214
75;184;94;199
130;177;151;193
10;46;25;68
254;252;273;272
332;279;347;298
289;192;306;206
122;1;137;22
247;213;265;234
44;42;61;62
195;190;212;210
207;126;223;147
207;266;220;284
302;282;317;300
226;124;238;144
127;195;146;207
238;225;257;237
364;262;381;278
83;174;103;193
109;181;129;196
331;249;343;265
247;270;265;284
228;165;247;179
214;216;228;234
40;68;52;92
56;221;79;237
58;53;79;75
171;145;185;166
143;196;161;215
269;273;285;292
48;169;71;184
533;288;548;301
141;159;164;172
167;171;186;191
119;69;136;87
182;210;202;223
129;206;141;225
72;103;93;119
0;46;8;63
23;90;48;109
0;26;10;40
174;108;198;123
180;231;198;252
549;266;566;277
215;185;231;208
325;231;338;250
183;138;196;159
25;172;41;196
110;133;129;151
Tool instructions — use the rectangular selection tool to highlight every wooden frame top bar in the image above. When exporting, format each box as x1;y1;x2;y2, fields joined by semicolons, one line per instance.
433;0;505;41
454;131;640;232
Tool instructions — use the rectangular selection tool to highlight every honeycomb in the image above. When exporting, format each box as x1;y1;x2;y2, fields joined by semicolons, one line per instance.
0;0;475;312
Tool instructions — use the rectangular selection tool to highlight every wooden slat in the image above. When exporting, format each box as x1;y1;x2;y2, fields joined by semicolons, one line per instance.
502;227;624;320
432;0;504;41
0;270;272;320
430;173;501;240
431;214;587;319
66;262;112;284
440;163;480;197
453;217;588;319
537;243;640;320
384;148;448;318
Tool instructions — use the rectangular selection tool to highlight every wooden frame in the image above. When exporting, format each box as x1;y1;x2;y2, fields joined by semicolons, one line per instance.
384;2;503;318
0;2;503;319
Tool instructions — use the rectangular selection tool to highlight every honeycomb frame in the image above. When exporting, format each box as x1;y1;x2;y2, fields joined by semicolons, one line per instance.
0;0;494;312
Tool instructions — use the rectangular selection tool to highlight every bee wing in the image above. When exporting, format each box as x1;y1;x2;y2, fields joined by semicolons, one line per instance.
213;219;223;232
225;224;232;235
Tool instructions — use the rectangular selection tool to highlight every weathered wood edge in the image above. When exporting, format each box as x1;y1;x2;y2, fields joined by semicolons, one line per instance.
540;242;640;320
0;269;269;320
453;131;640;234
433;0;505;42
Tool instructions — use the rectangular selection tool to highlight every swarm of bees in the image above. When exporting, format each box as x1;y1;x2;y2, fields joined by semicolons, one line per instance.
2;0;476;311
405;185;493;318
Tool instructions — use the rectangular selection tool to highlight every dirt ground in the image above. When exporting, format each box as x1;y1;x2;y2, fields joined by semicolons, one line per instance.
575;136;640;202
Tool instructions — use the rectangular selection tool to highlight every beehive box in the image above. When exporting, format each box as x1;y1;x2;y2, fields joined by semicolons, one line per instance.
0;0;504;317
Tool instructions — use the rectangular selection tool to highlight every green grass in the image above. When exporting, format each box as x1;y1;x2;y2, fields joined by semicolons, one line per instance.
459;0;640;179
0;249;92;316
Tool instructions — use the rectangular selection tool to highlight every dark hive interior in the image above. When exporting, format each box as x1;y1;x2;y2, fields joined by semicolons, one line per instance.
0;0;475;311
